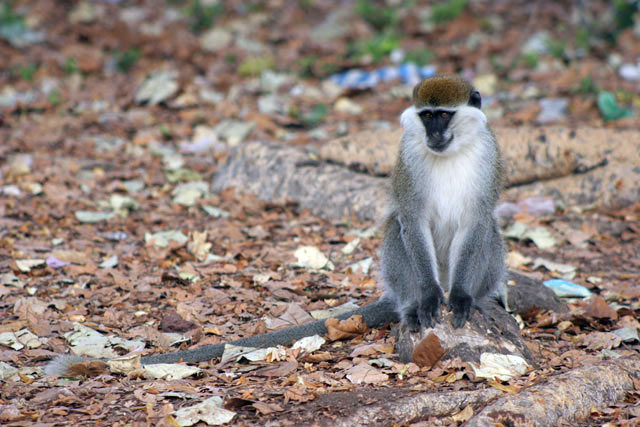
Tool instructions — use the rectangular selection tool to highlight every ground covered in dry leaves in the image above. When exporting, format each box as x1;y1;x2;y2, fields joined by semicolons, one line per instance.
1;0;640;425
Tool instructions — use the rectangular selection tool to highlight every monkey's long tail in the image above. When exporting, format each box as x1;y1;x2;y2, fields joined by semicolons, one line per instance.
45;299;398;375
142;298;398;364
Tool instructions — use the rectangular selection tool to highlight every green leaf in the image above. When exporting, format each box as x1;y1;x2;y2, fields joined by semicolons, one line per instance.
597;91;633;122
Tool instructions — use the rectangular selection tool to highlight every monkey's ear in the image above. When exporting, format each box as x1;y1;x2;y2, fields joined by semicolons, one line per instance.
469;90;481;109
412;83;421;105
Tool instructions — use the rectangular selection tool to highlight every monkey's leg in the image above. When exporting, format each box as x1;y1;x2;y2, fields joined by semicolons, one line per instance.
395;215;443;330
447;223;491;328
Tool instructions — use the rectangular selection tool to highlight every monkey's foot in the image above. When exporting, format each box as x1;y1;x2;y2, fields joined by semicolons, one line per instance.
448;290;472;328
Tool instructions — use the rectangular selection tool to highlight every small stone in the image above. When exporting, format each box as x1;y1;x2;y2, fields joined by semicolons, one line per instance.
135;70;179;105
257;94;286;114
214;120;255;146
536;98;568;123
334;97;363;115
607;53;623;69
521;31;550;55
259;70;291;93
199;28;233;52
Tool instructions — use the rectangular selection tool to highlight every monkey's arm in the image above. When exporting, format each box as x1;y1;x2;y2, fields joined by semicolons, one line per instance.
396;213;443;329
45;299;397;375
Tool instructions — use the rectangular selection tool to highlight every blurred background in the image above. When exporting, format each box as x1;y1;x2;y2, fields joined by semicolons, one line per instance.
1;0;639;148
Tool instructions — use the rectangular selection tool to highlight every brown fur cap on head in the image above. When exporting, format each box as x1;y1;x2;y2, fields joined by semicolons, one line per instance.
412;75;474;108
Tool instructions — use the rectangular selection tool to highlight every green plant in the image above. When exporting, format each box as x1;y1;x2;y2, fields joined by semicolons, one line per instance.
355;0;398;31
0;1;25;42
404;48;433;65
297;55;317;78
546;38;566;60
351;33;399;63
64;58;79;75
301;104;328;127
159;125;172;138
238;56;274;77
114;48;141;72
19;63;37;81
575;75;597;95
430;0;468;24
48;90;61;106
297;0;313;10
182;0;223;32
574;27;589;51
613;0;638;31
519;53;539;69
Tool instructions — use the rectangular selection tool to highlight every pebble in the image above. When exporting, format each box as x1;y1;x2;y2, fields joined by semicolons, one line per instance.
199;28;233;52
334;97;363;115
536;98;568;123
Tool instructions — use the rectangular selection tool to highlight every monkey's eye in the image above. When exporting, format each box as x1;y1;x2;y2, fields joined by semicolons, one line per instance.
423;111;432;119
440;112;449;119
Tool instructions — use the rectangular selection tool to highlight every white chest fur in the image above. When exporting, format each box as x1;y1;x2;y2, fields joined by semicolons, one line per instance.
408;139;488;288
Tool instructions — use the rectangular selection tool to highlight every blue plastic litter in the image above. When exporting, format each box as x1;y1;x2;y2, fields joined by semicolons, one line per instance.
329;63;437;89
543;279;592;298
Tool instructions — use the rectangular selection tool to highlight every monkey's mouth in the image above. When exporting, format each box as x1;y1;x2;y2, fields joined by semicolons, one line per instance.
427;134;454;152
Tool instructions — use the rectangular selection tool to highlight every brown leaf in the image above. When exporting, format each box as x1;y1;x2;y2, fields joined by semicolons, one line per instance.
254;361;298;377
301;351;334;362
325;315;367;341
159;312;198;333
350;343;394;358
252;401;284;415
345;363;389;385
283;385;316;403
411;333;446;369
267;303;313;331
451;405;474;422
488;380;519;393
581;331;622;350
26;305;51;337
583;296;618;321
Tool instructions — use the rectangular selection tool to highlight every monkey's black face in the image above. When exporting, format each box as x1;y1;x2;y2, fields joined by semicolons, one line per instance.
418;109;455;151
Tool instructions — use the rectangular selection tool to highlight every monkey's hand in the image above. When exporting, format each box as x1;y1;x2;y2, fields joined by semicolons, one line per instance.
403;287;444;331
448;289;473;328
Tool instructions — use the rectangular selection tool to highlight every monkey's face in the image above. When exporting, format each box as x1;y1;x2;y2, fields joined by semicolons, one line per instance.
401;75;486;156
417;109;456;152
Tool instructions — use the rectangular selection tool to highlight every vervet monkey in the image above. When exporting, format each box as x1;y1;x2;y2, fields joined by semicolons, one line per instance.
381;75;506;330
45;75;505;375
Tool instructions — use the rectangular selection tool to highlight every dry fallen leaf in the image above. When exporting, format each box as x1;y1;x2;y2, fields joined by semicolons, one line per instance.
283;384;316;403
253;361;298;378
350;343;394;358
581;331;622;350
325;315;367;341
411;333;446;369
583;296;618;321
345;363;389;385
252;401;284;415
451;405;474;422
488;380;520;393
